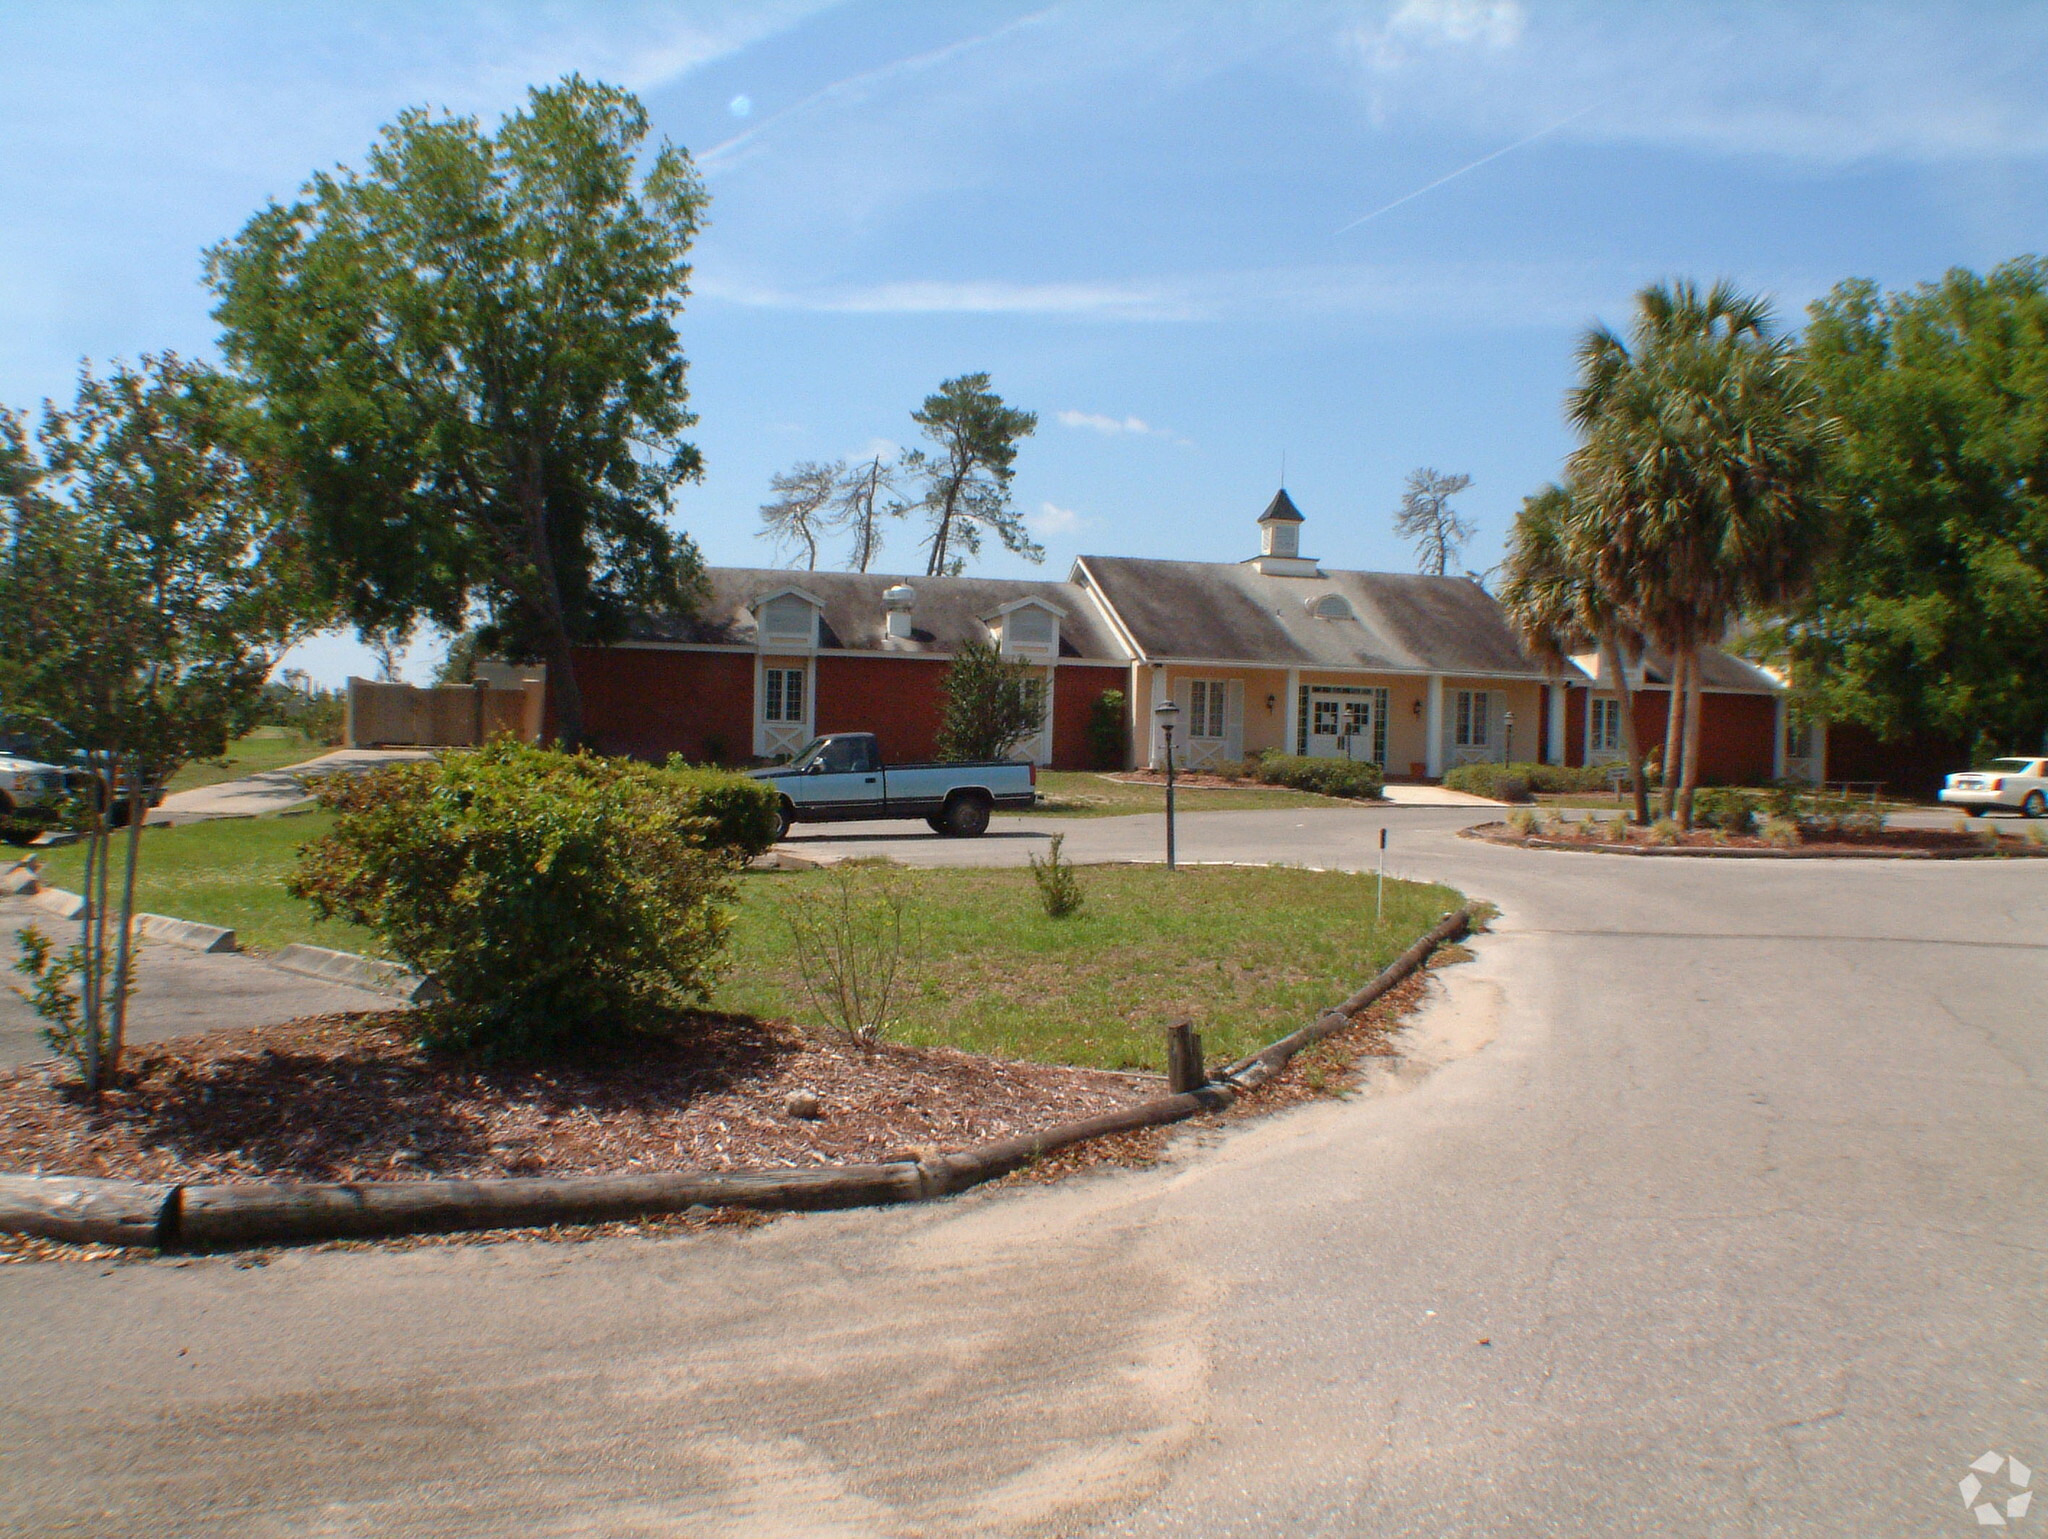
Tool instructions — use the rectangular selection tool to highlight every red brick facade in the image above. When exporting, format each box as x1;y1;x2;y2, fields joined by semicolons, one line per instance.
562;645;1130;771
1562;685;1777;783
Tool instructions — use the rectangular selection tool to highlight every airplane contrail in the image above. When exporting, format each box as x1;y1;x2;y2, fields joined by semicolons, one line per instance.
1335;101;1602;236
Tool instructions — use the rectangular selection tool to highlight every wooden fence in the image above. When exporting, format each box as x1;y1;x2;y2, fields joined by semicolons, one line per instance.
345;679;544;749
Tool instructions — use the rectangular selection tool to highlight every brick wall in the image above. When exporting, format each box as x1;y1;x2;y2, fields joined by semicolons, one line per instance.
567;647;755;764
1052;665;1128;770
815;654;950;761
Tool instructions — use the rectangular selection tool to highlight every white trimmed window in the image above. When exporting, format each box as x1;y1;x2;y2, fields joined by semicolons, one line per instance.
1454;689;1490;747
759;594;817;647
1189;679;1228;739
763;666;805;723
1590;697;1622;753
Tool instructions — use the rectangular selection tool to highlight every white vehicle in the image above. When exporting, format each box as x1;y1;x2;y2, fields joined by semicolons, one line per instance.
0;753;68;815
1939;757;2048;818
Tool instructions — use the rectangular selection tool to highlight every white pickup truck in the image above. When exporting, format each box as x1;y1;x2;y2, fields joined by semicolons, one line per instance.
750;733;1036;839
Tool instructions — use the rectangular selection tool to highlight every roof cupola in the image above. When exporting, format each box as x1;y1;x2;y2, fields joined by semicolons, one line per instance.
1250;488;1321;576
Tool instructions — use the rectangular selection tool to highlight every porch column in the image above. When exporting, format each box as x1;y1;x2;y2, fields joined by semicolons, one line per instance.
1145;663;1167;768
1771;694;1786;781
1424;675;1445;778
1547;683;1566;765
1282;668;1300;756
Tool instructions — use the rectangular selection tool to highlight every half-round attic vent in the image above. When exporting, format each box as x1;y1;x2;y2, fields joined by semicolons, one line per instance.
1307;593;1353;620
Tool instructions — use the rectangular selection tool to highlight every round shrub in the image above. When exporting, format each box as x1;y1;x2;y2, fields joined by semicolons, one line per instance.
1442;763;1534;802
1691;787;1758;835
290;741;760;1056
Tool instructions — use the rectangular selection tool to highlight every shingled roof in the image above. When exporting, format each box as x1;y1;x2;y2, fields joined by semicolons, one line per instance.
626;568;1131;661
1075;555;1574;679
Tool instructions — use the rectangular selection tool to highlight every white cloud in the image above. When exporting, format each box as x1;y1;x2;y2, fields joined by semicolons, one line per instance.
1031;501;1084;535
1058;410;1150;436
728;93;753;118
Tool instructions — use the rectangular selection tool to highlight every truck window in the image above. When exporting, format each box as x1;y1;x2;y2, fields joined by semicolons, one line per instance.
817;737;875;773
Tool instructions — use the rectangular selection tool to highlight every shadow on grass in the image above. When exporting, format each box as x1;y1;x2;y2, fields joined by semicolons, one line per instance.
112;1011;799;1181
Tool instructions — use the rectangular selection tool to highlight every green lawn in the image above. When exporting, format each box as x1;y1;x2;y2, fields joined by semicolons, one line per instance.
163;727;331;794
717;864;1462;1070
1019;770;1352;817
25;812;1461;1073
28;810;377;956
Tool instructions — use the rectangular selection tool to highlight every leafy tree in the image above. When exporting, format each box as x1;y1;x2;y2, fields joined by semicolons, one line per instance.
1791;260;2048;760
435;629;482;684
935;638;1047;761
1393;467;1474;576
0;355;312;1093
205;76;710;744
905;374;1040;575
1567;280;1828;825
1498;482;1651;823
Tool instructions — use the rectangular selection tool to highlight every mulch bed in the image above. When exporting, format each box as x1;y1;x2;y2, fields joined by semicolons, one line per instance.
1470;821;2048;858
0;966;1442;1262
1106;770;1286;791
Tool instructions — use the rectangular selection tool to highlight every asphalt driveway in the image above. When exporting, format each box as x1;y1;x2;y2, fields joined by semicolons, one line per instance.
1;808;2043;1536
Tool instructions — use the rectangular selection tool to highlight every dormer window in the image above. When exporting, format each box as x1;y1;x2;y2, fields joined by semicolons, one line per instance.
1308;594;1352;620
986;597;1063;658
753;589;822;648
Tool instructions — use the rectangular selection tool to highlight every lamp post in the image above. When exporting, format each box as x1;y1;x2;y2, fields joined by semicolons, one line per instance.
1154;697;1181;871
1503;709;1516;765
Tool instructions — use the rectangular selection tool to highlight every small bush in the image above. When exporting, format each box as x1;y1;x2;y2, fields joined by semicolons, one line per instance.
1603;812;1629;842
1028;832;1085;918
1762;815;1802;849
1507;807;1539;836
1648;817;1681;846
1254;753;1385;799
1692;787;1758;835
1086;690;1128;771
660;760;783;858
782;865;916;1047
290;741;751;1056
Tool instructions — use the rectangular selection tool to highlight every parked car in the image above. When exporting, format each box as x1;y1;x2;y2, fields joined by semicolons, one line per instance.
1938;757;2048;818
750;732;1036;838
0;750;69;816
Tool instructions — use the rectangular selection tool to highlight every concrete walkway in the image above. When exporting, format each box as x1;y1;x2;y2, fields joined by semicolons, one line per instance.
0;894;401;1066
4;806;2042;1534
154;747;434;821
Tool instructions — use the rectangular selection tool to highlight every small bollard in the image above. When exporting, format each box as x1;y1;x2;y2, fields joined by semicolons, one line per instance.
1165;1020;1206;1094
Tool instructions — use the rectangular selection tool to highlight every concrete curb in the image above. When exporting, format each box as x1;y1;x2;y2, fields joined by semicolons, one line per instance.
0;859;39;895
0;908;1478;1251
1460;823;2048;860
133;913;238;954
270;944;443;1003
29;886;86;921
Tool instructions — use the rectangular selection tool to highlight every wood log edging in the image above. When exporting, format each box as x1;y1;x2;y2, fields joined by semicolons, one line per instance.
2;906;1478;1252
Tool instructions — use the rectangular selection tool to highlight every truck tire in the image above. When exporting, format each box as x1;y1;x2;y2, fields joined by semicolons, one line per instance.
775;798;796;842
926;816;949;834
941;792;991;838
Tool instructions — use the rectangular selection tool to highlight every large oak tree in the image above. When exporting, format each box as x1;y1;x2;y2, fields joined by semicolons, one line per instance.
206;76;709;742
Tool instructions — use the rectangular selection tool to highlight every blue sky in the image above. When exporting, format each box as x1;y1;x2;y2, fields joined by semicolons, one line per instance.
5;1;2046;684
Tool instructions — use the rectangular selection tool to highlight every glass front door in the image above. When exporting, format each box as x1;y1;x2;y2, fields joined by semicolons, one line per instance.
1305;692;1374;760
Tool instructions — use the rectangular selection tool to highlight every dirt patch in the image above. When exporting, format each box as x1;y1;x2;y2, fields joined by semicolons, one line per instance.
0;1012;1160;1188
1466;821;2048;858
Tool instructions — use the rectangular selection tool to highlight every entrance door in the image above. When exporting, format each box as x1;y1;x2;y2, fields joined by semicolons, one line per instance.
1304;691;1374;760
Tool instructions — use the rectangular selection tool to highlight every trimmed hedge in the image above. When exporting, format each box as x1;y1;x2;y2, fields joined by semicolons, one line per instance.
1254;752;1385;799
291;741;775;1056
1444;761;1614;801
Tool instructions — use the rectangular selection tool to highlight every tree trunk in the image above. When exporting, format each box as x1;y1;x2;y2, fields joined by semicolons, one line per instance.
105;754;147;1080
516;455;586;746
76;760;105;1097
1678;647;1705;829
1657;650;1687;820
1601;633;1651;825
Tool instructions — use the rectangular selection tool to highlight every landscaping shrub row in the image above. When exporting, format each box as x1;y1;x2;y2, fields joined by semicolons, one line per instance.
1252;752;1386;799
1441;762;1611;801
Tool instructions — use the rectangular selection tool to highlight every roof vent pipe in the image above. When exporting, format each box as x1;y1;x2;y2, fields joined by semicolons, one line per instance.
883;584;916;640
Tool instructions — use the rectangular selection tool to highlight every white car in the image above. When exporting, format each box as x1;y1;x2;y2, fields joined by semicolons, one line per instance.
0;753;69;815
1939;757;2048;818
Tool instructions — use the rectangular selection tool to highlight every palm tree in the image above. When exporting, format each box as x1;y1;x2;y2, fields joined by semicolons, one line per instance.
1499;483;1651;824
1566;280;1827;827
